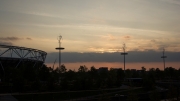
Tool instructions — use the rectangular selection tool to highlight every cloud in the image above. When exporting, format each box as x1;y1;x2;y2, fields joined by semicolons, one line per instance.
0;37;20;45
24;11;66;19
121;35;132;40
0;37;22;41
87;46;119;53
150;39;156;43
45;51;180;63
161;0;180;6
26;37;32;40
0;41;12;45
101;34;117;41
24;23;168;36
0;37;32;46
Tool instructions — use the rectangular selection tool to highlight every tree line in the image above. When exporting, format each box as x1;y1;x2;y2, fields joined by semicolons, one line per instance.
0;64;180;93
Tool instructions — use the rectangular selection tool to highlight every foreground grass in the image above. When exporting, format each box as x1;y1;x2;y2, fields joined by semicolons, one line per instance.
13;88;127;101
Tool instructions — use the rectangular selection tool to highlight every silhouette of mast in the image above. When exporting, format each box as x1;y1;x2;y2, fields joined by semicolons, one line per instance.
55;35;65;69
161;48;167;70
52;58;56;70
121;43;128;72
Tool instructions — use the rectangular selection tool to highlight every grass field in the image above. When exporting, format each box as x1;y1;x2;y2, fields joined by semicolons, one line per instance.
13;88;120;101
13;87;143;101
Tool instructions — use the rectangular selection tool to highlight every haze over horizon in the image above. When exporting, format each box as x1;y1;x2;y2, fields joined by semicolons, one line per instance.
0;0;180;70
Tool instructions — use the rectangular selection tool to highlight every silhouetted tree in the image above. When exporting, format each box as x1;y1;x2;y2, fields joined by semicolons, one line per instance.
59;64;67;73
142;68;156;91
78;65;88;72
140;66;146;78
108;68;117;87
125;69;132;78
66;69;75;80
116;68;124;86
165;67;176;79
155;68;163;80
141;66;146;71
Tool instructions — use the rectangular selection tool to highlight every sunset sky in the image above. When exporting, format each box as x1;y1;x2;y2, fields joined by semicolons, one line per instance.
0;0;180;70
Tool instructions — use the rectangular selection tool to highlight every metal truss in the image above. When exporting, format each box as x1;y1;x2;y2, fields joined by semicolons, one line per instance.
0;44;47;74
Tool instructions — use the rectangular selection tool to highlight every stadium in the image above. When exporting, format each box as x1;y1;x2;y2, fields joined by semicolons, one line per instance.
0;44;47;76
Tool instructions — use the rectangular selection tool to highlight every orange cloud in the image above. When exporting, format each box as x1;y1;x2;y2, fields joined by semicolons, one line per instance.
102;34;117;41
122;35;131;40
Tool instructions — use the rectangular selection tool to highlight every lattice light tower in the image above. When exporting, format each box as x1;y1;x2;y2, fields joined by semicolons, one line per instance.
55;35;65;69
121;43;128;72
161;48;167;70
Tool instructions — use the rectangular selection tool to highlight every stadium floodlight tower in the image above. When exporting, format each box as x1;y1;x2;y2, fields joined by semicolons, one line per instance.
161;48;167;71
55;35;65;69
121;43;128;72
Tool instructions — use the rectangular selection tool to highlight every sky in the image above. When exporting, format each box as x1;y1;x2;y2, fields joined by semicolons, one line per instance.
0;0;180;70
